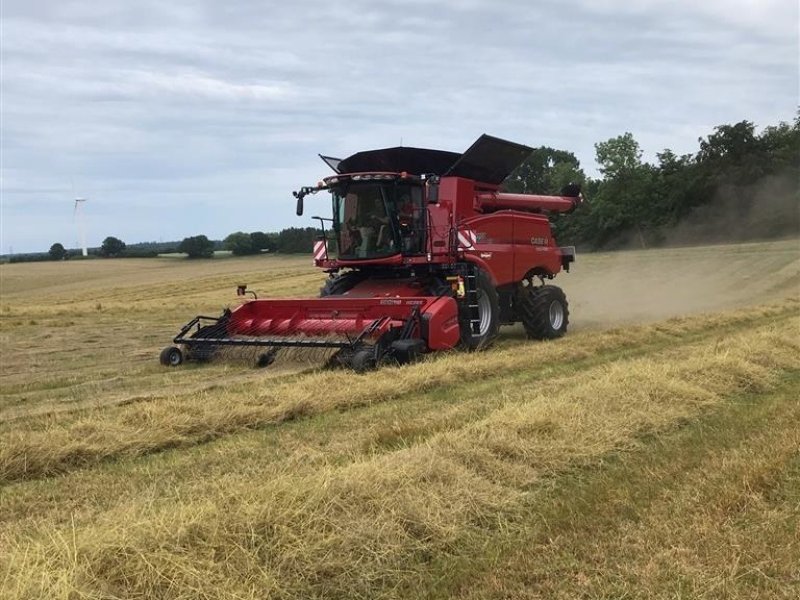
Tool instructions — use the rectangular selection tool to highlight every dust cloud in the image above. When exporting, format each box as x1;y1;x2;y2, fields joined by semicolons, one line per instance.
662;173;799;247
559;239;800;330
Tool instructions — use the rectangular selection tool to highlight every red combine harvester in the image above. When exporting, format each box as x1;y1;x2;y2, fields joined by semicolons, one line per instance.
160;135;581;371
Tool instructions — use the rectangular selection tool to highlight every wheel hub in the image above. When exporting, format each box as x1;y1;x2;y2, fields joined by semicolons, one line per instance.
477;290;492;336
548;300;564;330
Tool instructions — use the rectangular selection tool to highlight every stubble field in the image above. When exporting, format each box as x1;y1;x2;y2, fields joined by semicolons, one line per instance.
1;238;799;599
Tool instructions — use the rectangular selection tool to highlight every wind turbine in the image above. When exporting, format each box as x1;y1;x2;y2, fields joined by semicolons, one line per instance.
73;197;88;256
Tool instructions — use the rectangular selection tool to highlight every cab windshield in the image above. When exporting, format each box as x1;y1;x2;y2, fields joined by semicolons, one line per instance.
332;182;424;259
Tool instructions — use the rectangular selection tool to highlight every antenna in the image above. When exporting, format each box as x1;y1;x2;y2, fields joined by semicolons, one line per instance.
73;197;88;257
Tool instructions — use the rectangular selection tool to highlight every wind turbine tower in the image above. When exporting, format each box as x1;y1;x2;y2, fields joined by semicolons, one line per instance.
74;197;88;256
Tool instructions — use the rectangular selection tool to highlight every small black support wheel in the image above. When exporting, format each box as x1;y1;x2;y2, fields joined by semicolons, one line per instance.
159;346;184;367
390;339;426;365
517;285;569;340
350;348;377;373
460;268;500;351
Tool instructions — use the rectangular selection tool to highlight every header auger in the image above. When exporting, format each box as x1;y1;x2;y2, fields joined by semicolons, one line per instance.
160;134;581;371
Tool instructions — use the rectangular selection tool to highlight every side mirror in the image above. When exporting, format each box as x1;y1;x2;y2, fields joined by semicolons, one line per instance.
295;194;304;216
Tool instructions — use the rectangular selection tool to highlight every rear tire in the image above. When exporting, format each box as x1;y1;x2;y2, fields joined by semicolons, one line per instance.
516;285;569;340
460;269;499;350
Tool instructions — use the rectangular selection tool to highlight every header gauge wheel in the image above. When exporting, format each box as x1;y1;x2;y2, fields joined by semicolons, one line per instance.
159;346;184;367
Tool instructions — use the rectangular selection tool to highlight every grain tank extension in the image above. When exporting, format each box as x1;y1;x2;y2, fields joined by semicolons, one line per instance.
160;135;581;371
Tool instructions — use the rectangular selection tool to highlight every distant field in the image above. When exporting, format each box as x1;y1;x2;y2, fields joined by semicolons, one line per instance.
1;239;798;599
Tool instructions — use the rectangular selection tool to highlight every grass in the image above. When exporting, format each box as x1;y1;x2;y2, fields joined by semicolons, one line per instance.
0;300;796;483
452;372;800;600
0;239;799;598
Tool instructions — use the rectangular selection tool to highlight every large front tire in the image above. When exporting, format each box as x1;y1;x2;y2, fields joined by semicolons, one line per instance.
516;285;569;340
460;269;499;350
320;271;364;297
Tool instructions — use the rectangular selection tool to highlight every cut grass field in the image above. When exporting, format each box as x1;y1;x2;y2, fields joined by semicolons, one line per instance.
1;239;799;599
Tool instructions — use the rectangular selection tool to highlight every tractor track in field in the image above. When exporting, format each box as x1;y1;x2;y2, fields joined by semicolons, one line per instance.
0;362;319;425
1;300;796;485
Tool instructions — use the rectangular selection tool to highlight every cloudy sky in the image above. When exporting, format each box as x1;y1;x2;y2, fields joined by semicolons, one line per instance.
1;0;797;253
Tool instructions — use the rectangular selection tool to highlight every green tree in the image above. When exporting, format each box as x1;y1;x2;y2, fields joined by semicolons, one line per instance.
591;133;658;247
595;132;644;178
505;147;585;195
648;148;703;227
250;231;277;253
100;236;126;257
48;243;67;260
696;121;767;184
277;227;318;253
760;117;800;176
178;235;215;259
224;231;256;256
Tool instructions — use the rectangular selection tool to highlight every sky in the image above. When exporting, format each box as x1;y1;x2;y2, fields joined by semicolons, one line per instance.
1;0;797;253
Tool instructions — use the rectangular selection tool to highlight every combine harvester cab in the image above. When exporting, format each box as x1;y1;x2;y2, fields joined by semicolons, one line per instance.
160;135;581;371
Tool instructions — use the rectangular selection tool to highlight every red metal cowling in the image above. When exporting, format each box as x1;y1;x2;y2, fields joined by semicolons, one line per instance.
476;192;580;214
419;296;461;350
227;295;460;350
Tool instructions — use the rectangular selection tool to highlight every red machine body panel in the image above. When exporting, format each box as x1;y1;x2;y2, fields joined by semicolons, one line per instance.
452;212;567;285
426;203;452;257
510;213;564;279
439;176;477;221
337;278;430;298
421;296;461;350
459;212;516;286
431;175;575;284
227;281;460;350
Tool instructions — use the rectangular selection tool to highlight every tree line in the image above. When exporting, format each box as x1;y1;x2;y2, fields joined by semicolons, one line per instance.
174;227;319;258
504;117;799;249
33;227;322;262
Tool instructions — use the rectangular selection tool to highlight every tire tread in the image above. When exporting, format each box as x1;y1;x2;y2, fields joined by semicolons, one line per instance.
517;285;569;340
